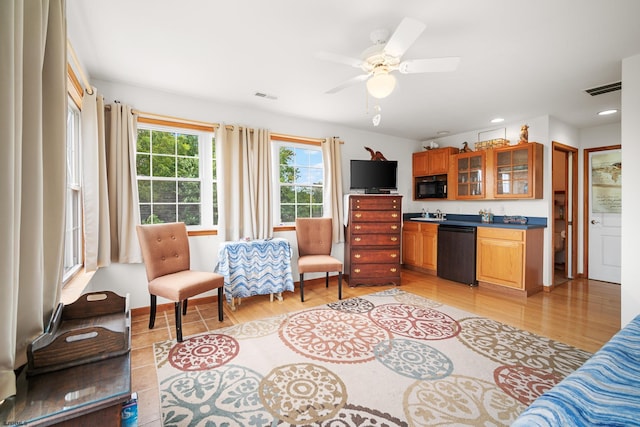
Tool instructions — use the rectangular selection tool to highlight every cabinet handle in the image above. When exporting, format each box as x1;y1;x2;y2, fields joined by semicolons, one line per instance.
354;237;362;242
355;225;362;230
390;268;397;273
354;268;361;273
354;254;361;258
355;213;362;218
390;253;397;258
390;237;398;242
391;213;398;218
390;225;398;230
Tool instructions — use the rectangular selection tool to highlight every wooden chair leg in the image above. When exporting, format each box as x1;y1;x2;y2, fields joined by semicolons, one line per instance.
149;295;157;329
300;273;305;302
183;299;188;315
338;272;343;300
217;287;224;322
326;272;329;288
175;301;183;342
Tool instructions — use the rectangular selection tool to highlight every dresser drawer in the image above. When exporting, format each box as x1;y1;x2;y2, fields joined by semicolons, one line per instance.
350;263;400;278
351;210;401;223
351;222;400;234
350;196;401;211
350;234;400;246
351;248;400;264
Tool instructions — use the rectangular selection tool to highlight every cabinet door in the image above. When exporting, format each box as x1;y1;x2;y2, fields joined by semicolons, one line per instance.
420;225;438;270
477;235;524;289
412;152;429;176
428;149;450;175
493;143;543;199
454;151;485;199
402;228;420;265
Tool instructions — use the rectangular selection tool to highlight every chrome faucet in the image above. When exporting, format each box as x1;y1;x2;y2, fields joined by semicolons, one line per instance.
435;209;443;220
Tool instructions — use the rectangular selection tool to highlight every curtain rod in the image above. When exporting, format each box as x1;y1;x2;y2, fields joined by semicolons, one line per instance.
67;39;93;95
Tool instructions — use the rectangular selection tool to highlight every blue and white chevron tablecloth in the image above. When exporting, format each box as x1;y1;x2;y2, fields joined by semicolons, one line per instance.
216;238;294;306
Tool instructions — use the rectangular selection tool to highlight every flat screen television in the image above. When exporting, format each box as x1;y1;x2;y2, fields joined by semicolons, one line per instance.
350;159;398;194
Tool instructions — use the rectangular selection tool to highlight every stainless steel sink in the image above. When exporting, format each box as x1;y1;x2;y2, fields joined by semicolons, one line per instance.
411;217;446;222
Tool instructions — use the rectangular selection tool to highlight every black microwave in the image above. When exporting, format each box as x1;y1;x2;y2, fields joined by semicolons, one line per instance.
416;174;447;199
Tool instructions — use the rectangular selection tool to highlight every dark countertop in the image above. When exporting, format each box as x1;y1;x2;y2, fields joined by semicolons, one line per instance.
403;213;547;230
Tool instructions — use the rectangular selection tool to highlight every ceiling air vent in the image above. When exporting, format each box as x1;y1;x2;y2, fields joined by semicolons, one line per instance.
254;91;278;100
584;81;621;96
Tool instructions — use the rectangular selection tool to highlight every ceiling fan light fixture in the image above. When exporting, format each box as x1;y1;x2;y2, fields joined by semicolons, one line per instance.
367;70;397;99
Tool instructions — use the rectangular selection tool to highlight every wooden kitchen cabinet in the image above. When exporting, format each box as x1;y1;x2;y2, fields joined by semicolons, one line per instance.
402;221;438;274
493;142;544;199
476;226;544;295
453;151;487;199
345;195;402;286
412;147;459;177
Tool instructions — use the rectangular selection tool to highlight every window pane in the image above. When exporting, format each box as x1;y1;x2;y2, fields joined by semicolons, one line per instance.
179;204;200;225
280;185;295;203
140;204;152;223
154;204;177;223
296;204;310;218
138;180;151;203
311;187;323;203
137;129;151;153
153;181;176;203
312;205;323;217
137;154;150;176
178;181;200;202
152;155;175;177
296;186;312;203
281;205;295;223
177;133;198;156
177;157;199;178
152;131;176;155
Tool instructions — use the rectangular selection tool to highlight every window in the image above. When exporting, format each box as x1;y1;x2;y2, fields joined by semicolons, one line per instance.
63;101;82;282
272;139;324;225
136;124;217;227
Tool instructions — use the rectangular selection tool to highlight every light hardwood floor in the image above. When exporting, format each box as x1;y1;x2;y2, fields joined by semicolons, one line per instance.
126;269;620;426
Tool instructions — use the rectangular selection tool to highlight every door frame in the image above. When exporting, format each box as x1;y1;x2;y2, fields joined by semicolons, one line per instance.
582;144;622;279
552;141;578;282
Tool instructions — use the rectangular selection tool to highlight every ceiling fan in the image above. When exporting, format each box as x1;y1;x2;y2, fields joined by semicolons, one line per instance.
318;17;460;99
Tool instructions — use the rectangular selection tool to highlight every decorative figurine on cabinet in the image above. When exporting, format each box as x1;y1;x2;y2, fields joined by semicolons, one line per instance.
519;124;529;144
365;146;387;161
461;141;472;152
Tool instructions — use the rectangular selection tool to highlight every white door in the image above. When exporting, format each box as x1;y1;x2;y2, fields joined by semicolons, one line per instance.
588;149;621;283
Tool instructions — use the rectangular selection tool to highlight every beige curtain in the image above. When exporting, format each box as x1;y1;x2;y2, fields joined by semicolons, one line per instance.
322;137;345;242
82;90;111;270
218;125;272;241
106;103;142;263
0;0;67;401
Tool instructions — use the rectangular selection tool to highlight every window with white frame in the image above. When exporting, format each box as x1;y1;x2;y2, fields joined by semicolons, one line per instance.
272;139;324;225
63;100;82;282
136;124;217;227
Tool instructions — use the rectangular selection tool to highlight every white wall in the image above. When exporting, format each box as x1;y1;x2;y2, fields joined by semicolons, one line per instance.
90;80;418;308
621;54;640;326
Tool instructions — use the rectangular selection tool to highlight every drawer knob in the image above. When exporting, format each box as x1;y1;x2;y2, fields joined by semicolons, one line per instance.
390;237;398;242
354;254;361;258
354;268;361;273
391;213;398;218
390;268;397;273
355;213;362;218
355;225;362;230
390;253;397;258
354;237;362;242
391;225;398;230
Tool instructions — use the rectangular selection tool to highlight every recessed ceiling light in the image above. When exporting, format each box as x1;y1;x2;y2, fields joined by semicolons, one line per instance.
598;109;618;116
437;131;450;136
491;117;504;123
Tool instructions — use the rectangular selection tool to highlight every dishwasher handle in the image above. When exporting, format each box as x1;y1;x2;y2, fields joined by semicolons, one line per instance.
438;224;476;233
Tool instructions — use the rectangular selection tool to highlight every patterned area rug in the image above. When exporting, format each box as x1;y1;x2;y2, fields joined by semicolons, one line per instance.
153;289;591;426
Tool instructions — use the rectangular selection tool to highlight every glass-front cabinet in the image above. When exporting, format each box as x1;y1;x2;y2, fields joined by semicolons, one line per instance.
455;151;485;199
493;142;543;199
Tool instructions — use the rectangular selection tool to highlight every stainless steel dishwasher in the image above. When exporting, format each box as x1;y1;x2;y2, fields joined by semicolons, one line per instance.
437;224;478;286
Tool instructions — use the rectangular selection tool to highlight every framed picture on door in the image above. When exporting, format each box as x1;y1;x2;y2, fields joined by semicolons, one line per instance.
591;151;621;213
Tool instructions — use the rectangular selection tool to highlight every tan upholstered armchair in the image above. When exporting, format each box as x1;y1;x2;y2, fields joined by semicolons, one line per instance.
295;217;343;302
136;222;224;342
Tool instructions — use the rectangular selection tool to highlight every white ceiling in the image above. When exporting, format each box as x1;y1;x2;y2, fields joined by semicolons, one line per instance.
66;0;640;141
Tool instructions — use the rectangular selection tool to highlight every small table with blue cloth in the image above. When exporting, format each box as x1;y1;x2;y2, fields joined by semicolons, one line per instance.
216;237;295;310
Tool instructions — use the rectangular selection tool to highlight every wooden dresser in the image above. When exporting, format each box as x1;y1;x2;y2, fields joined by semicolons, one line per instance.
344;194;402;286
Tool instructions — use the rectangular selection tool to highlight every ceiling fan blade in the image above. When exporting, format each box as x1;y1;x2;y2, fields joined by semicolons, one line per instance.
316;51;363;68
398;57;461;74
325;74;370;94
383;17;426;58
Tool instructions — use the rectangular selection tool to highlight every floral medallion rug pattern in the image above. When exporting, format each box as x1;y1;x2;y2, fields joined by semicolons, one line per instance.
154;289;591;426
